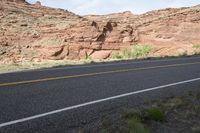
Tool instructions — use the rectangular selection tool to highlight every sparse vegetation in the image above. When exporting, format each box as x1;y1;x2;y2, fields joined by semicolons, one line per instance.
177;50;188;56
127;117;149;133
100;119;109;133
196;91;200;100
146;107;165;122
122;48;132;59
170;96;187;108
193;44;200;49
131;44;152;59
192;127;200;133
111;44;152;60
111;51;122;59
0;60;93;73
123;109;142;120
83;56;94;63
123;110;149;133
193;44;200;54
79;90;200;133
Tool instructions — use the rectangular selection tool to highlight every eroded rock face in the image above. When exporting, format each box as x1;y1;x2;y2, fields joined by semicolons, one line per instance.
14;0;25;3
0;1;200;64
6;0;26;3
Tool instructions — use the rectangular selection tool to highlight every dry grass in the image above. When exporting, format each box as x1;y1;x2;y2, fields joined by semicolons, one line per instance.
0;60;91;73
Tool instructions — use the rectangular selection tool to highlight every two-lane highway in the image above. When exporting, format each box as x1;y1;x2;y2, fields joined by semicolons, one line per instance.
1;56;200;132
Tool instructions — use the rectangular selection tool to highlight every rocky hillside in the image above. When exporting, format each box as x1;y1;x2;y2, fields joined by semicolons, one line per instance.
0;0;200;64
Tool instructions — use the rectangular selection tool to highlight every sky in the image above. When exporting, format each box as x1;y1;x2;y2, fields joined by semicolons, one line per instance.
27;0;200;15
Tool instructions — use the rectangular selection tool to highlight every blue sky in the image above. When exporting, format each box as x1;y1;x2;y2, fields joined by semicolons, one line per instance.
27;0;200;15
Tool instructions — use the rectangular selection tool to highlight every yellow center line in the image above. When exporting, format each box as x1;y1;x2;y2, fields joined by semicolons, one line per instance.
0;61;200;87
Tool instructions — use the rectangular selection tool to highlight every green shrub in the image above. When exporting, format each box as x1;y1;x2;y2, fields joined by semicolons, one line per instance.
131;44;152;59
193;44;200;54
177;50;188;57
111;44;152;60
122;47;132;59
111;51;122;59
123;110;149;133
100;119;109;133
123;110;142;120
193;44;200;49
127;117;149;133
147;107;165;122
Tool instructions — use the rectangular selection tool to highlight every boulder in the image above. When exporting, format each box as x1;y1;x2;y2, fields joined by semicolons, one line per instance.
90;50;112;59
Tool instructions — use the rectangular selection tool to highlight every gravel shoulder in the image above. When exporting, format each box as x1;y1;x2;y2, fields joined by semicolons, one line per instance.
78;89;200;133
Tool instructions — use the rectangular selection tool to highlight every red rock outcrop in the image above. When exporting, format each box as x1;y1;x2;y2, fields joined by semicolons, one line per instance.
0;0;200;64
5;0;27;4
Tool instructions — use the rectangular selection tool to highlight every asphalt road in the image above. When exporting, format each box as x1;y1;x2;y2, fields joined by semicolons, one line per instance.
1;57;200;133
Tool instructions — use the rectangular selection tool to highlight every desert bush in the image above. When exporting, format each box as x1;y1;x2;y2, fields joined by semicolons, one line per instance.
100;119;109;133
177;50;188;57
193;44;200;54
131;44;152;59
193;44;200;49
111;51;122;59
147;107;165;122
122;47;132;59
123;109;142;120
123;110;149;133
111;44;152;60
127;117;149;133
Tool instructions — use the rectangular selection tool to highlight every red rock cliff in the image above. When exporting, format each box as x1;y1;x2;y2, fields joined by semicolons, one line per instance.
0;1;200;63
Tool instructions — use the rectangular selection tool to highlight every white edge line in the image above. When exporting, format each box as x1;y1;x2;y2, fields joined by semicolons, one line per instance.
1;56;200;75
1;77;200;128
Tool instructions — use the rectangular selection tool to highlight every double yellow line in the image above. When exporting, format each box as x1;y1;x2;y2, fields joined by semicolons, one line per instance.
0;61;200;87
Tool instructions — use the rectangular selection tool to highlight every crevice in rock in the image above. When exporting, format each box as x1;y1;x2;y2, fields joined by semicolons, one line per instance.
52;46;64;57
96;33;106;43
105;21;113;32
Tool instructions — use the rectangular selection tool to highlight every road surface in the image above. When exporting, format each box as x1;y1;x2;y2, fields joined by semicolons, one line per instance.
0;57;200;132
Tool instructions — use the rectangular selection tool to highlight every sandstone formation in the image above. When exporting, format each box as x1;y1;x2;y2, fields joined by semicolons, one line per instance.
6;0;27;4
0;0;200;64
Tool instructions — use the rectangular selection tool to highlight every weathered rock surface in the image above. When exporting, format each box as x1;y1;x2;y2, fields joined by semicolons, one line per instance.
0;0;200;63
6;0;27;4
